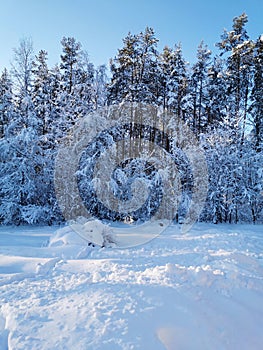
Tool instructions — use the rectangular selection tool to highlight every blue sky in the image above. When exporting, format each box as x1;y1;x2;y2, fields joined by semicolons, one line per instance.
0;0;262;71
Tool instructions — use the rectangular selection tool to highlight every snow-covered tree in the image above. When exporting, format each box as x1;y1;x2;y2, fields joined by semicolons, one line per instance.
183;41;211;134
0;17;263;226
59;37;97;130
94;65;108;110
60;37;82;94
159;44;188;116
11;37;34;99
108;27;159;104
250;35;263;152
205;57;228;130
32;50;53;136
0;69;13;138
216;13;255;145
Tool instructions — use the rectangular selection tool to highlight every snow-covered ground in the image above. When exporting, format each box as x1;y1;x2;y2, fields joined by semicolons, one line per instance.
0;223;263;349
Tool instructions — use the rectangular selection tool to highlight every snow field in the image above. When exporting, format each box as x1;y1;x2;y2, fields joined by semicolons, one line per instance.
0;223;263;349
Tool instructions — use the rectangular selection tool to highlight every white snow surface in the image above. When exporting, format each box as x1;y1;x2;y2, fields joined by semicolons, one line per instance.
0;222;263;349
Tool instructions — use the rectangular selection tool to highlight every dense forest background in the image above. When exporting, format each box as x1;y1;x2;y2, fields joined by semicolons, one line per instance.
0;13;262;225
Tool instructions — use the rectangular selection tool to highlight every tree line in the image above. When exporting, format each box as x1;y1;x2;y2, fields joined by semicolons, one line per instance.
0;13;262;225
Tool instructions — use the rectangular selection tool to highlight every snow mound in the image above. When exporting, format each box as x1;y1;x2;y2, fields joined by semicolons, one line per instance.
48;225;98;259
71;217;170;248
49;218;170;250
48;225;87;247
70;218;117;247
48;220;117;259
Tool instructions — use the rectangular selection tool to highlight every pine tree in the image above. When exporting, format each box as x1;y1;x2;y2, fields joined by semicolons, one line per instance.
205;57;228;130
159;44;188;116
59;37;96;128
108;27;159;104
32;50;52;135
216;13;254;145
94;64;107;110
183;41;211;134
72;51;95;116
60;37;82;94
250;36;263;152
108;31;141;103
137;27;159;104
0;69;13;138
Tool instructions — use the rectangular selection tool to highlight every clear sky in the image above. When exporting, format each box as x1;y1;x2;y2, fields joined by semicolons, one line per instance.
0;0;262;71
